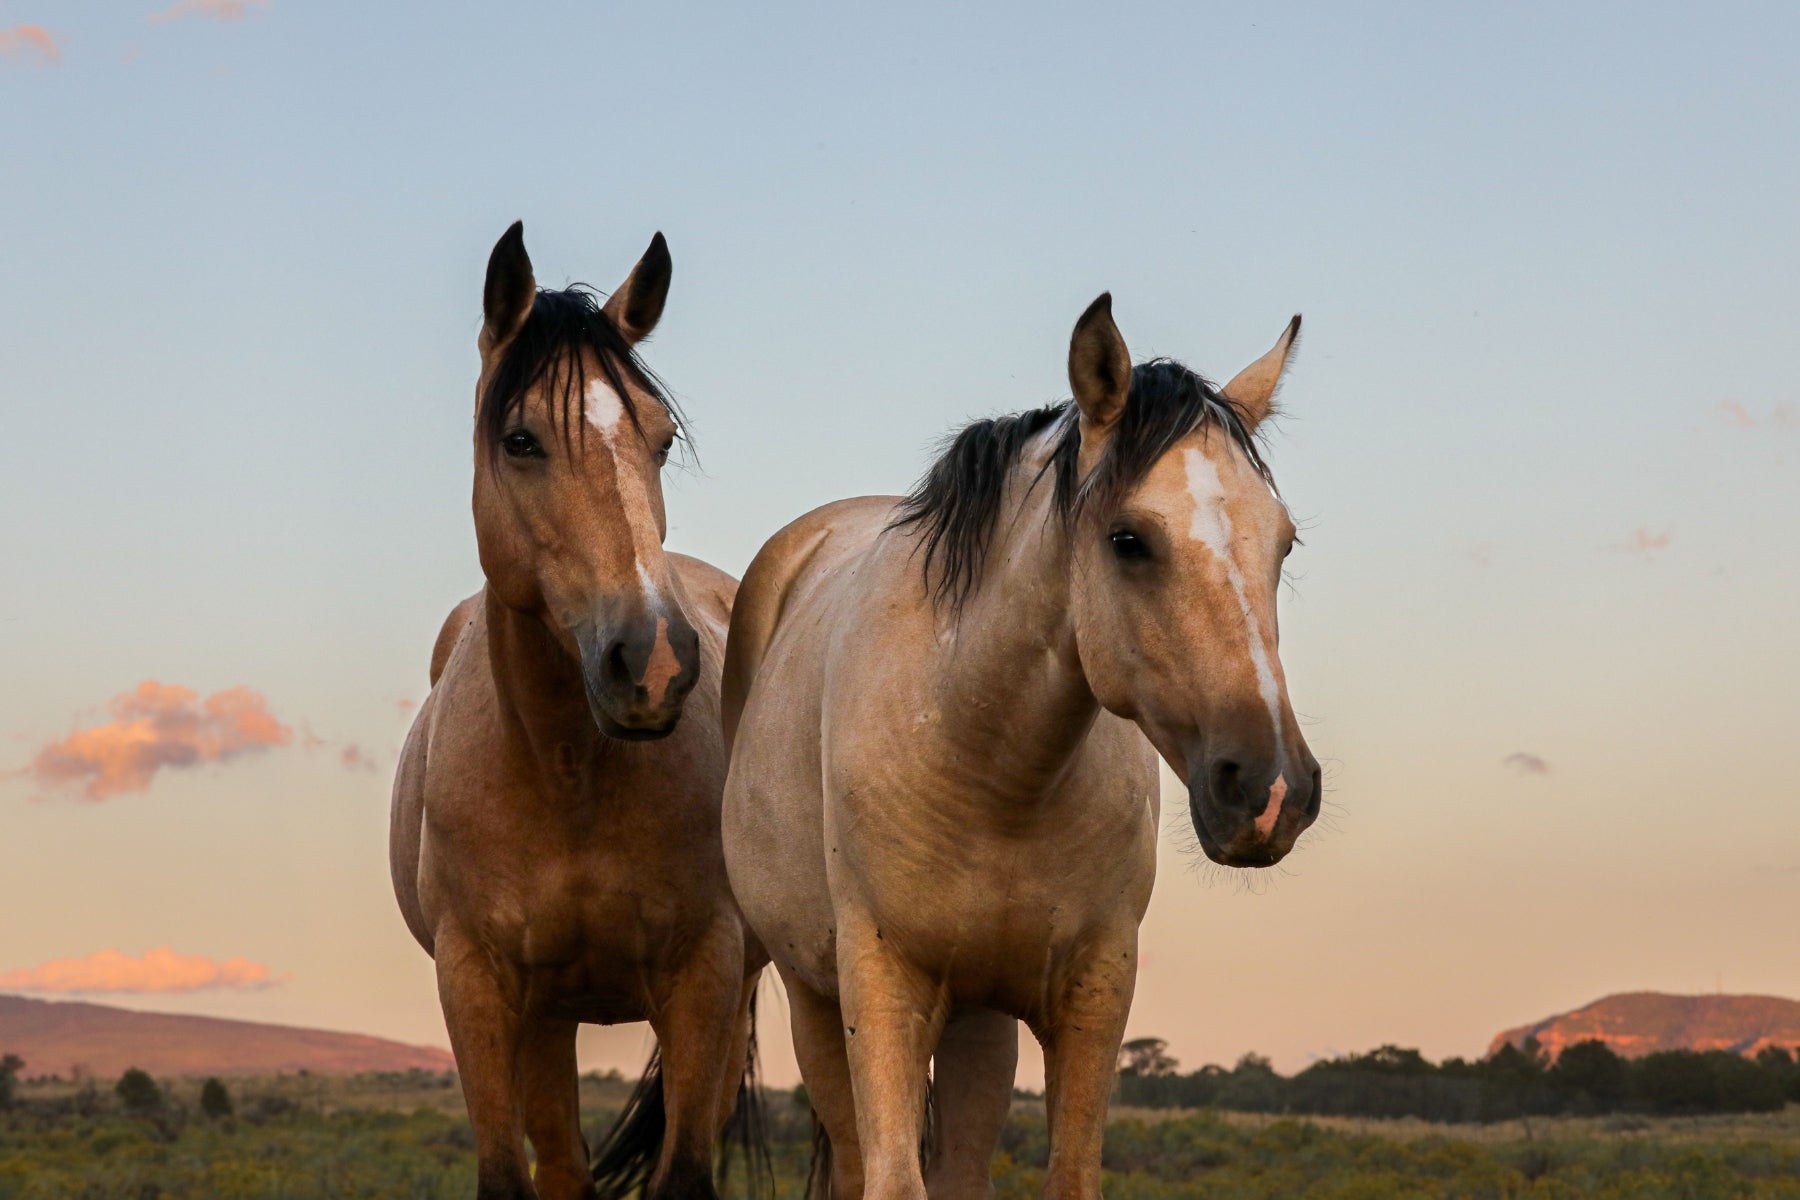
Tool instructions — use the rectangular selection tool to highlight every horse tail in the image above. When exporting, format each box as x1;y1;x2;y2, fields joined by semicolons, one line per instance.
804;1069;937;1200
592;989;772;1200
804;1112;833;1200
716;988;774;1199
591;1048;667;1200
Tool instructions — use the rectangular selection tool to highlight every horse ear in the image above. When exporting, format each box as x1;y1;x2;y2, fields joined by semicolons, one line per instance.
482;221;536;352
602;232;673;345
1221;315;1302;429
1068;293;1132;431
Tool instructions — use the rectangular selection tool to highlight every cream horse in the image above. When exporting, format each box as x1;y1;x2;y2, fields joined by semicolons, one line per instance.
722;295;1320;1199
392;224;763;1200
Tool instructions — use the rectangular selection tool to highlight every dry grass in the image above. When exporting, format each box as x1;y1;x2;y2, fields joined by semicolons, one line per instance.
16;1068;639;1119
1111;1101;1800;1146
22;1072;1800;1149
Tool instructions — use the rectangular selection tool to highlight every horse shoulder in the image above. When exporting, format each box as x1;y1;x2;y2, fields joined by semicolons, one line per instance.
392;592;488;954
665;552;738;644
429;592;483;686
721;496;899;750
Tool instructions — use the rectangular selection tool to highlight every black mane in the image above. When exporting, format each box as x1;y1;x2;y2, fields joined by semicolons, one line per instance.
890;359;1273;608
477;286;682;457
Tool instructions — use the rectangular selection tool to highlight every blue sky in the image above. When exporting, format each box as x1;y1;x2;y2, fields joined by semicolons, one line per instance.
2;1;1797;1082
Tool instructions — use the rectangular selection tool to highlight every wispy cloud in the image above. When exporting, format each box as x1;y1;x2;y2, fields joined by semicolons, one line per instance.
339;744;378;772
1717;400;1757;428
13;682;291;800
0;23;60;65
1716;400;1797;430
297;724;384;774
147;0;269;24
1503;752;1551;776
0;946;282;994
1611;527;1672;558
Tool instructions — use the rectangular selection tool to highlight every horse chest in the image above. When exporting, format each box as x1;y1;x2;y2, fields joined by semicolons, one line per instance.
826;765;1157;1001
494;851;685;962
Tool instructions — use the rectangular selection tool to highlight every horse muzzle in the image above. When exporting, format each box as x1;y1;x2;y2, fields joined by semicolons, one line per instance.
1186;747;1321;868
574;606;701;741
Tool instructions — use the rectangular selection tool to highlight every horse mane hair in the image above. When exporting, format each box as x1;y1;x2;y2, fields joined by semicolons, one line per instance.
477;285;684;459
889;359;1274;609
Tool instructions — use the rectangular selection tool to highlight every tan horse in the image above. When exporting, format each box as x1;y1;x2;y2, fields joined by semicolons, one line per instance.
391;223;764;1200
721;295;1320;1200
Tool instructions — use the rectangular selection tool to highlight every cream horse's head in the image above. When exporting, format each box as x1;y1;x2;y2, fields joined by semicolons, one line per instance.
1064;295;1319;866
471;222;699;739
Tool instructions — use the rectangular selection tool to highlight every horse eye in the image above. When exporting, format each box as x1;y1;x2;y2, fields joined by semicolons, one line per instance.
654;440;674;466
501;430;544;459
1110;529;1151;562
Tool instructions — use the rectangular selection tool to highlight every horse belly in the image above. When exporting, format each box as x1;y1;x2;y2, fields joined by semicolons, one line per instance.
722;662;838;996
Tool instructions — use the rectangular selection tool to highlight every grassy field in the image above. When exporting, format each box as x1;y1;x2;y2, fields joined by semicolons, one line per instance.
3;1072;1799;1198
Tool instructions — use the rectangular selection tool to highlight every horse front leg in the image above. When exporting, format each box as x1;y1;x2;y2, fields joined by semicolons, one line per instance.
926;1007;1018;1200
837;915;947;1200
1038;932;1138;1200
646;924;747;1200
437;932;535;1199
517;1017;593;1200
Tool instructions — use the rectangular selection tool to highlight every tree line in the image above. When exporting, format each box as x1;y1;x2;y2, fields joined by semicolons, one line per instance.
1114;1036;1800;1122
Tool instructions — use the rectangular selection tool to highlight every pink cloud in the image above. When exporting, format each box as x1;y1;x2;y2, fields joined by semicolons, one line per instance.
0;23;60;65
0;947;282;994
1612;527;1672;557
148;0;268;23
1717;401;1798;430
15;682;292;800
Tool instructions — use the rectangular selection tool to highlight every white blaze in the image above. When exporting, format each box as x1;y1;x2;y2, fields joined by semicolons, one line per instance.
1183;448;1287;818
584;377;626;434
585;378;663;610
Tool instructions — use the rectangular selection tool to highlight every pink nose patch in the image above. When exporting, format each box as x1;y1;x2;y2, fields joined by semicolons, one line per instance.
1254;775;1288;837
639;616;681;708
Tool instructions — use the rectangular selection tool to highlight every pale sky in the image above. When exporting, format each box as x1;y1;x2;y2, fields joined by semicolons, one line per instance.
2;0;1797;1087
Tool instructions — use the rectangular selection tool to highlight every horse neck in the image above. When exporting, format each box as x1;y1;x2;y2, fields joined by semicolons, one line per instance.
930;455;1101;800
482;590;606;772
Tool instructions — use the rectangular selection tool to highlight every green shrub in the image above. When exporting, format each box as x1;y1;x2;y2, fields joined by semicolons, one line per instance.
200;1077;234;1120
115;1067;163;1115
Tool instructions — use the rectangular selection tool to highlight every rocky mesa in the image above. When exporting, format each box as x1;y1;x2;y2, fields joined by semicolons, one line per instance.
1491;992;1800;1061
0;993;454;1079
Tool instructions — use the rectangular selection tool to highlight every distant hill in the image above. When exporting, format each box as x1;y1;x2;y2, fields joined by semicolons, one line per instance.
1491;992;1800;1061
0;993;454;1079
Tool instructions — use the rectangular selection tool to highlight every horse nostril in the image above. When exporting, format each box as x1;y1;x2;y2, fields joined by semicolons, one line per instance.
1305;766;1323;819
1209;758;1248;809
606;640;632;687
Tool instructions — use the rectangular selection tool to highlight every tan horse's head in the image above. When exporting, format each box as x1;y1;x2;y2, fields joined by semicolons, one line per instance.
1064;295;1319;866
471;222;699;739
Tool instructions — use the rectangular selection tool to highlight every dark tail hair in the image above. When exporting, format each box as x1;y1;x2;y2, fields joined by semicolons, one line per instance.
804;1114;833;1200
717;990;772;1199
592;991;771;1200
591;1047;666;1200
804;1071;936;1200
